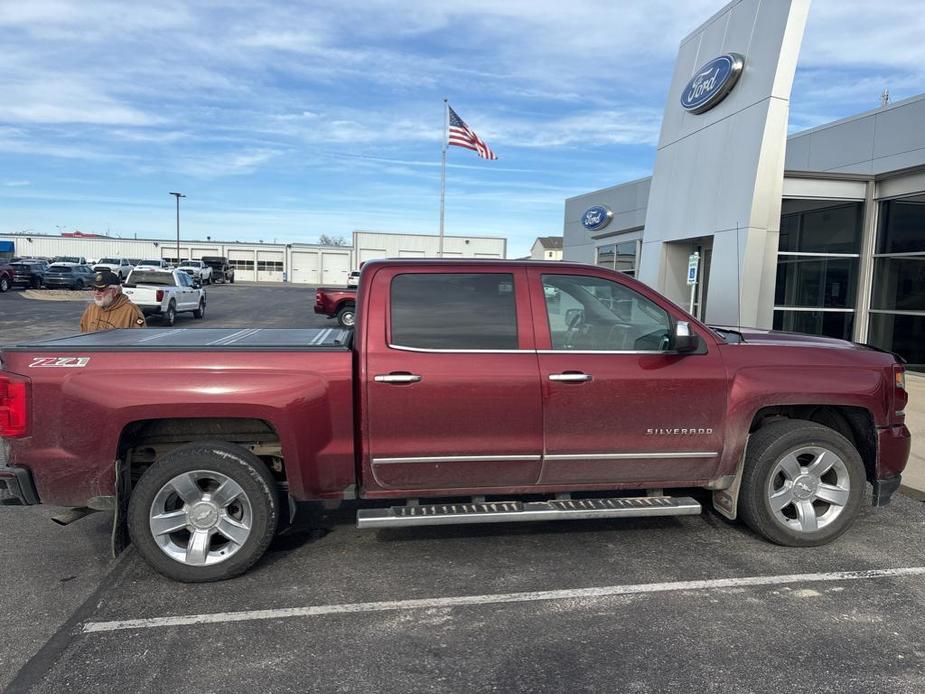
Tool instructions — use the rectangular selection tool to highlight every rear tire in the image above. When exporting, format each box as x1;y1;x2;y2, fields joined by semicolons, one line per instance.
127;441;280;582
336;304;355;328
163;302;177;326
739;419;865;547
0;277;9;293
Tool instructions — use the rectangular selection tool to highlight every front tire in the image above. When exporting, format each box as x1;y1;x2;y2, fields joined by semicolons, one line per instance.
127;441;280;582
0;276;9;292
193;299;205;319
739;419;865;547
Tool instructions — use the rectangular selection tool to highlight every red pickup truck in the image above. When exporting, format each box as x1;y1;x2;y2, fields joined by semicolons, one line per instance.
314;286;356;327
0;259;911;582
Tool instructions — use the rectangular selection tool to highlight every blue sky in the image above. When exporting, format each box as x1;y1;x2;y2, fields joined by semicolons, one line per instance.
1;1;923;258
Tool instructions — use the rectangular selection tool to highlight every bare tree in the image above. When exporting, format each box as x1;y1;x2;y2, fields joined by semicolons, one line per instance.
319;234;348;247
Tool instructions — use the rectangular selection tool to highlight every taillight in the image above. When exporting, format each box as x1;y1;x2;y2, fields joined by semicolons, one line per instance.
0;372;30;438
892;364;907;423
315;290;322;305
156;289;164;302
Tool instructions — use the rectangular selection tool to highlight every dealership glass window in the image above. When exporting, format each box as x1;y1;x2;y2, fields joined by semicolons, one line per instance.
390;273;518;350
772;310;854;341
542;274;670;351
595;240;639;277
774;257;857;309
774;202;862;340
869;313;925;369
868;196;925;369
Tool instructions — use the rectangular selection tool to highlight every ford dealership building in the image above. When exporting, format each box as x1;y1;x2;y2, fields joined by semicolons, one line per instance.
563;0;925;369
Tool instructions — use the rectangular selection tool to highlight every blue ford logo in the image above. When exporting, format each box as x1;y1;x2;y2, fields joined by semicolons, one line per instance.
680;53;745;114
581;205;613;232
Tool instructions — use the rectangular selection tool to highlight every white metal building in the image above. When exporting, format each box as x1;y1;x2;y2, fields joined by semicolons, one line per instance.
352;231;506;265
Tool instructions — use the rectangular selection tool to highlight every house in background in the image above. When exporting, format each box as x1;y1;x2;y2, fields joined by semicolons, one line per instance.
530;236;563;260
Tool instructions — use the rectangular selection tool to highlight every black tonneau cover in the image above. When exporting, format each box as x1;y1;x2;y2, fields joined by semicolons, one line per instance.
4;328;352;352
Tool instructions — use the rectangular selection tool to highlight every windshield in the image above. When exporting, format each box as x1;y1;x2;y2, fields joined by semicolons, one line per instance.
98;258;119;264
140;260;163;266
180;261;200;267
48;265;72;272
128;271;176;286
55;257;81;263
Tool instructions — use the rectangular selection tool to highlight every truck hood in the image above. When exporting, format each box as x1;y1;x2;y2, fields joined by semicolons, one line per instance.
712;326;892;354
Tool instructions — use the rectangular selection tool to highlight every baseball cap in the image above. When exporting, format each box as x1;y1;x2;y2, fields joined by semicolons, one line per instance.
91;269;121;289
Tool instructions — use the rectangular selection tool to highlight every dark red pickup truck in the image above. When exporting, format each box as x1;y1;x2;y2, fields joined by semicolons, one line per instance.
314;286;356;327
0;259;911;582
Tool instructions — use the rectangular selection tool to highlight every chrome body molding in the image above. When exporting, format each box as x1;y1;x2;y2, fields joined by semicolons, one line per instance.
372;452;718;465
372;454;542;465
545;452;718;461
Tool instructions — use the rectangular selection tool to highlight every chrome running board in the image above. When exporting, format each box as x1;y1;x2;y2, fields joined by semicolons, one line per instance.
356;495;701;529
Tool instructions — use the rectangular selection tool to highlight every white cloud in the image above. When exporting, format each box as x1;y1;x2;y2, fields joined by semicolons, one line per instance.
2;180;30;187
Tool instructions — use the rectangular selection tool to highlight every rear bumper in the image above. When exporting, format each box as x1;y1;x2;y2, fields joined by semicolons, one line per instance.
0;463;40;506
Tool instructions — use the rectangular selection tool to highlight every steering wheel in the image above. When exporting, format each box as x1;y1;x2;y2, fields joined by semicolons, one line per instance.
564;310;584;349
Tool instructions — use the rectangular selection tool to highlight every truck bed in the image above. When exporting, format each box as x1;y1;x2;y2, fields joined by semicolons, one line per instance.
3;327;352;352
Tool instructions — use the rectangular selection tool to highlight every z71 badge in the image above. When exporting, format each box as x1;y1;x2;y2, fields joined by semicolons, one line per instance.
28;356;91;368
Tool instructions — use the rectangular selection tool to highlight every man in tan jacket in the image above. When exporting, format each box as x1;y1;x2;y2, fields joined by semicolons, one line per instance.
80;269;147;332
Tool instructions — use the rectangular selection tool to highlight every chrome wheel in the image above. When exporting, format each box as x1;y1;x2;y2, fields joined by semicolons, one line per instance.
767;445;851;534
149;470;253;566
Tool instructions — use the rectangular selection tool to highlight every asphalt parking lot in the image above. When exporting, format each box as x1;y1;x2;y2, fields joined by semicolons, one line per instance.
1;285;925;693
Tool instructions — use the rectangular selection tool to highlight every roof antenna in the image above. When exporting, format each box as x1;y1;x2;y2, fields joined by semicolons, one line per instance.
735;221;742;333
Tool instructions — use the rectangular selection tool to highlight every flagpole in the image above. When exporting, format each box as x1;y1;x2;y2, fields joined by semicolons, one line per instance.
438;98;447;258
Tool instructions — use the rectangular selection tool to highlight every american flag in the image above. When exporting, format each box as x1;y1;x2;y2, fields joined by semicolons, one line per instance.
447;105;497;160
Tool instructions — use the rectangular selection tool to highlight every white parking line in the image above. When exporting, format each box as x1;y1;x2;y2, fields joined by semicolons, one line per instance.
82;566;925;634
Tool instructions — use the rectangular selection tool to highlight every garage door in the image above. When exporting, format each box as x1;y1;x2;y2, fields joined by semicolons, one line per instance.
359;248;386;264
257;251;285;283
398;249;426;257
290;251;320;285
321;252;350;286
229;249;255;282
191;247;219;259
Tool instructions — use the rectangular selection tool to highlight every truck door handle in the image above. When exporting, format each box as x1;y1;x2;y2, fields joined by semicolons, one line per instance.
374;373;423;384
548;372;592;383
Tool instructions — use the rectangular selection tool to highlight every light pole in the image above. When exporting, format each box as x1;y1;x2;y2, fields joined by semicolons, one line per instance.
169;192;186;264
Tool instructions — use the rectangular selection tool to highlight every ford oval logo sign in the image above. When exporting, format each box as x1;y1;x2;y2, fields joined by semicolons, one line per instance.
680;53;745;114
581;205;613;232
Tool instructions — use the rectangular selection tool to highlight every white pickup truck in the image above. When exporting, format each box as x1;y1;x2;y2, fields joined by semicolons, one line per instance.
177;259;214;284
123;269;207;326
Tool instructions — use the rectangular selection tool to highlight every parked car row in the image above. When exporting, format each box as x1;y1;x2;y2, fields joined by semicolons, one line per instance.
0;255;237;291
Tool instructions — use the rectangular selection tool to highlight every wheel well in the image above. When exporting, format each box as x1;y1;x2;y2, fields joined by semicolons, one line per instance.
336;300;355;312
117;417;286;492
749;405;877;483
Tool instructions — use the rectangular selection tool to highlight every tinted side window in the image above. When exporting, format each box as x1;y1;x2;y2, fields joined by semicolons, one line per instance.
543;274;670;351
391;273;518;350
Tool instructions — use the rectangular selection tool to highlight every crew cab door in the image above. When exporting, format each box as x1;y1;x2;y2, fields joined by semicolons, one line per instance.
528;267;727;486
175;272;197;309
362;267;543;495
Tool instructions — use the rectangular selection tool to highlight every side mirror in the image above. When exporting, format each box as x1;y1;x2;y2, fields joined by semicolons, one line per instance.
671;321;699;353
193;279;202;288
